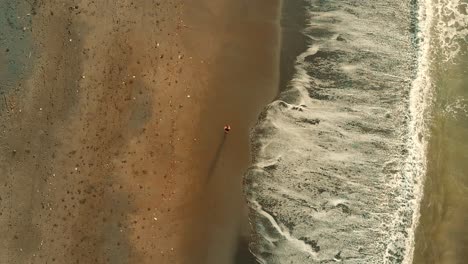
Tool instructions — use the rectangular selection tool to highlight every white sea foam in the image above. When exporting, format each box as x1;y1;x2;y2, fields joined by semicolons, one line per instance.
251;200;318;258
444;98;468;118
387;0;434;263
247;0;436;263
400;0;467;262
433;0;468;61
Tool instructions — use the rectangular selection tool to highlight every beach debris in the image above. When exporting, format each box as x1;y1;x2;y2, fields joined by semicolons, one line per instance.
224;125;231;134
186;95;190;98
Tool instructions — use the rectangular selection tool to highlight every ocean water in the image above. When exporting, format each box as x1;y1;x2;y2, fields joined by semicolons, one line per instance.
245;0;465;263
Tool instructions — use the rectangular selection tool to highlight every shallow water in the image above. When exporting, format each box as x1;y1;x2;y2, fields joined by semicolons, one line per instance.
247;0;425;263
413;0;468;263
246;0;468;263
247;0;467;263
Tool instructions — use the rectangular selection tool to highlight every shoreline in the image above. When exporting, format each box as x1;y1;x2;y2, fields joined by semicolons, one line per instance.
181;1;282;263
413;0;468;262
400;0;433;262
245;0;422;262
277;0;309;95
246;0;309;260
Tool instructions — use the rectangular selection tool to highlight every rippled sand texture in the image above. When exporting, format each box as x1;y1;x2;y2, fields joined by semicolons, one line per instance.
0;1;280;264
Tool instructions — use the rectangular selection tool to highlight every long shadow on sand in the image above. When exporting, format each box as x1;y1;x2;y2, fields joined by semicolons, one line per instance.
206;133;227;183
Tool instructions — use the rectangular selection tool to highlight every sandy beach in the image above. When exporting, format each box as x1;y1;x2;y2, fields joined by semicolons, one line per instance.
0;0;280;263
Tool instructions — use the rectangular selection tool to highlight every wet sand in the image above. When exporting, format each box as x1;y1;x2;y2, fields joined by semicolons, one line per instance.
182;1;280;262
413;47;468;264
0;1;280;264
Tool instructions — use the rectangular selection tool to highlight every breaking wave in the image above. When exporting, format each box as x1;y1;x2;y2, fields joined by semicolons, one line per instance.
245;0;438;263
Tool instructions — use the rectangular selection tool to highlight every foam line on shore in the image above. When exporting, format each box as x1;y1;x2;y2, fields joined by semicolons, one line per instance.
395;0;434;262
